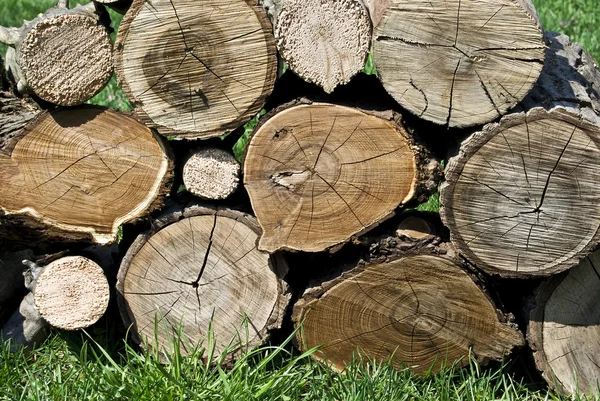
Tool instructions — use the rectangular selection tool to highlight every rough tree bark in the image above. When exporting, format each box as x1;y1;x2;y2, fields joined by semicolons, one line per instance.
33;256;110;330
182;148;240;200
0;106;173;247
0;250;34;304
265;0;372;93
115;0;277;139
116;205;290;361
373;0;545;127
1;261;48;351
440;33;600;277
528;249;600;396
243;100;440;253
0;2;113;106
292;216;524;374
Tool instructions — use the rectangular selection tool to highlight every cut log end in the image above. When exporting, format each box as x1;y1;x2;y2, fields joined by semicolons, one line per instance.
33;256;109;330
441;106;600;277
373;0;545;127
294;255;524;374
0;106;172;245
117;207;290;360
182;149;240;200
19;13;113;106
274;0;372;93
116;0;277;139
243;102;421;253
528;250;600;396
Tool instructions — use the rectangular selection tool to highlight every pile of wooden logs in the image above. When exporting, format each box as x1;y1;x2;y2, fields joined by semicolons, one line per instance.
1;0;600;397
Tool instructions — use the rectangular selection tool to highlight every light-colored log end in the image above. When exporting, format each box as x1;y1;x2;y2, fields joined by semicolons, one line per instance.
33;256;109;330
19;13;113;105
275;0;372;93
183;148;240;200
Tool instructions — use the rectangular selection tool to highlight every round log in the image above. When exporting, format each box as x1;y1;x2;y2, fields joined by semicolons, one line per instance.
0;3;113;106
243;101;440;253
528;250;600;396
115;0;277;139
272;0;372;93
33;256;110;330
182;148;240;200
293;253;524;374
116;206;290;360
440;33;600;277
373;0;545;127
0;106;172;246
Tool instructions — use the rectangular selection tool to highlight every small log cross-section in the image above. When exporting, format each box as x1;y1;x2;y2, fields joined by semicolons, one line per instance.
116;0;277;139
34;256;110;330
0;3;113;106
183;148;240;200
117;206;290;360
373;0;545;127
0;106;172;245
440;107;600;277
273;0;372;93
243;102;437;253
293;255;524;374
528;250;600;396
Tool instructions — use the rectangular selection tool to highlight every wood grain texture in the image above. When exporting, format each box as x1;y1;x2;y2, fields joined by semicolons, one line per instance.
0;106;172;245
528;250;600;396
243;101;435;253
363;0;392;27
116;206;290;360
2;3;113;106
115;0;277;139
293;255;524;374
183;148;240;200
373;0;545;127
274;0;372;93
34;256;109;330
441;106;600;277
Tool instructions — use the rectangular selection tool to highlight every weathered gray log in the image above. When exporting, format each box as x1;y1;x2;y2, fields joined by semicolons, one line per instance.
0;2;113;105
117;205;290;362
528;249;600;396
115;0;277;139
373;0;545;128
440;32;600;277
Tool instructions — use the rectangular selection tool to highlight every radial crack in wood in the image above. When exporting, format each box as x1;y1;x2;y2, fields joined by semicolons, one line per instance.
293;255;524;374
528;249;600;396
34;256;109;330
373;0;545;127
115;0;277;139
243;102;432;253
441;106;600;277
274;0;372;93
0;106;172;245
116;206;290;361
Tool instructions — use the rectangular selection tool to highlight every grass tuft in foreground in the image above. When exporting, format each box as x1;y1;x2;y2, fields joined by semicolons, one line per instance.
0;327;594;401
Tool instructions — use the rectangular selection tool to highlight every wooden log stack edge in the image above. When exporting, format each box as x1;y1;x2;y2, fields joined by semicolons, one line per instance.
1;0;600;396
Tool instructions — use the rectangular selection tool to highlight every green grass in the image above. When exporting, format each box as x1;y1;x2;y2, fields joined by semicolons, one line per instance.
532;0;600;62
0;328;590;401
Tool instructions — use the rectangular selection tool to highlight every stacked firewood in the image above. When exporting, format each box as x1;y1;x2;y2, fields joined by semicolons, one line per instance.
1;0;599;396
